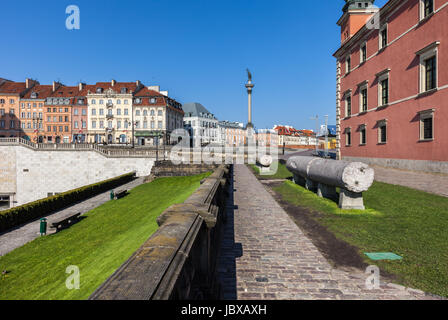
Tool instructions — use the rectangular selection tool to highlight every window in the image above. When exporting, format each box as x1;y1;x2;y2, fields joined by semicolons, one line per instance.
150;98;156;104
143;121;148;128
47;116;51;122
345;94;352;117
74;121;79;129
108;121;112;129
48;126;51;132
158;121;162;129
92;121;96;129
82;121;86;129
59;126;63;132
124;121;129;129
0;99;5;104
99;121;104;129
158;110;163;116
150;110;155;116
64;108;69;113
346;56;351;74
117;121;121;129
143;110;148;116
0;120;4;128
376;69;390;107
360;42;367;63
417;42;439;93
136;109;141;116
379;25;388;49
10;99;15;104
380;79;389;105
92;109;96;116
65;126;69;132
99;109;104;116
135;121;140;129
91;99;96;104
425;56;436;91
151;121;155;129
124;100;128;105
117;109;121;115
359;125;367;145
345;128;351;146
0;109;4;116
82;109;86;116
124;109;128;115
117;99;121;104
377;120;387;144
99;100;104;105
419;109;434;140
358;81;368;112
421;0;434;19
74;109;79;115
65;116;69;122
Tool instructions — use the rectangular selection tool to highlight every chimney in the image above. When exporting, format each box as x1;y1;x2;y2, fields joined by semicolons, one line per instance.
53;81;57;92
26;78;30;89
136;80;141;87
111;79;116;86
79;82;85;91
338;0;378;44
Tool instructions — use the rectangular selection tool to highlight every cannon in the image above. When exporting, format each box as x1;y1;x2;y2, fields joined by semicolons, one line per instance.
286;156;374;210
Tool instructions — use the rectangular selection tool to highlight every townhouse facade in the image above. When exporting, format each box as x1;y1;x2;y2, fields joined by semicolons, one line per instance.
334;0;448;173
217;121;246;147
86;81;140;144
183;102;219;147
273;125;318;148
256;128;279;147
133;86;184;146
0;79;37;138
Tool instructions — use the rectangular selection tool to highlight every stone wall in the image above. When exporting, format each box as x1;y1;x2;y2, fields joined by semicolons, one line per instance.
90;165;231;300
0;144;155;207
150;160;219;177
343;156;448;174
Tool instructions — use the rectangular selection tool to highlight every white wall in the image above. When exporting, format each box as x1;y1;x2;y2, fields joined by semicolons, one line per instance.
0;145;154;207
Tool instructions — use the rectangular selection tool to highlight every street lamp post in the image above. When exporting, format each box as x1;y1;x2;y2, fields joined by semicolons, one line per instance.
310;115;319;155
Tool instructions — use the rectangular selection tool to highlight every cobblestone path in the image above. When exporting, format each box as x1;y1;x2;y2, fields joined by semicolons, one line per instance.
217;165;441;300
0;177;145;256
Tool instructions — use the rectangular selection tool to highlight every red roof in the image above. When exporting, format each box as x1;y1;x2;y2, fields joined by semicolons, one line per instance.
0;82;28;95
21;85;55;100
88;81;140;94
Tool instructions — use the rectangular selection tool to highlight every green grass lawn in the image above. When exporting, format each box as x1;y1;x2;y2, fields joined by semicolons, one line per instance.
249;161;293;180
272;180;448;297
0;173;209;300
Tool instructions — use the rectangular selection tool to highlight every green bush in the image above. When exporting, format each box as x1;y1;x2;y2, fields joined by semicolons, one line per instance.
0;172;136;232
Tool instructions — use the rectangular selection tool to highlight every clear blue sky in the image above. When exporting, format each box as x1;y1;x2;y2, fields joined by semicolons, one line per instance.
0;0;388;131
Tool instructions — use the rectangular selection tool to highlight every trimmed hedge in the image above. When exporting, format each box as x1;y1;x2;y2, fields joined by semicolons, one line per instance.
0;172;136;233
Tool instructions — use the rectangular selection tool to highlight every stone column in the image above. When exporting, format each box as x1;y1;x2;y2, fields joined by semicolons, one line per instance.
246;80;254;129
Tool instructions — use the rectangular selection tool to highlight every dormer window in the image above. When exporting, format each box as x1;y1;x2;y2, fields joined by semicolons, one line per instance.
135;98;142;104
96;88;103;93
31;92;37;99
121;88;127;94
150;98;156;104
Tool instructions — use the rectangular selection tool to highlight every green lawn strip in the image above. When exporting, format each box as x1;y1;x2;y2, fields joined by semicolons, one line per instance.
0;173;210;300
249;162;292;180
272;180;448;297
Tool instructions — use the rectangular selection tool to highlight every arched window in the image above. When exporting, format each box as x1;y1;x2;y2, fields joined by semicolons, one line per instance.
117;99;121;104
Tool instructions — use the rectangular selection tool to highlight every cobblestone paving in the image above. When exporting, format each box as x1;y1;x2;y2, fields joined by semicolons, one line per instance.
0;178;145;256
372;165;448;197
217;165;441;300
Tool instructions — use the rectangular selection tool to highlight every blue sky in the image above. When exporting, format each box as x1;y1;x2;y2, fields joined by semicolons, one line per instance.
0;0;388;130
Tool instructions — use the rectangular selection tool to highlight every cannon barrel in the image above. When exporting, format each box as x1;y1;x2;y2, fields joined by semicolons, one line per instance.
286;156;374;193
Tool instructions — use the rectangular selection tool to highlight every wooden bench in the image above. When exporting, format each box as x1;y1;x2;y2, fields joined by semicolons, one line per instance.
114;189;128;200
50;213;81;233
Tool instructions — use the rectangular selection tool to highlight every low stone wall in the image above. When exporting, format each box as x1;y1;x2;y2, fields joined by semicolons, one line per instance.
150;160;219;177
89;165;231;300
343;156;448;174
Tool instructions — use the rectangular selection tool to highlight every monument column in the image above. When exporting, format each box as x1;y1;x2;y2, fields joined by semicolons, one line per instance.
245;69;254;129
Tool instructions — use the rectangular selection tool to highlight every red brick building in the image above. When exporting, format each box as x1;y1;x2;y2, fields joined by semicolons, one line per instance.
334;0;448;173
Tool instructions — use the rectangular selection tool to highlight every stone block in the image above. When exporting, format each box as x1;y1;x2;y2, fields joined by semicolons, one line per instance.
339;188;365;210
317;183;337;199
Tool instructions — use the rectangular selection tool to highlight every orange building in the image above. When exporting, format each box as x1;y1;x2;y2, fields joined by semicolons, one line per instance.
0;79;37;138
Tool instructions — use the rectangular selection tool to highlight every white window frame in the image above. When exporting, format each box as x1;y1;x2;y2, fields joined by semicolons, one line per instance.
377;119;387;144
379;24;388;50
420;0;435;21
416;41;439;94
418;108;435;141
376;69;390;107
344;90;352;117
346;55;351;74
359;124;367;145
358;80;369;113
360;41;367;64
344;127;352;146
